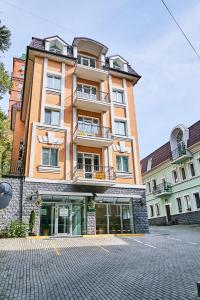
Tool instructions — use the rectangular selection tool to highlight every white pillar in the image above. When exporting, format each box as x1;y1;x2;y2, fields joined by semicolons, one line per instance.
61;63;65;127
123;78;131;137
40;58;48;123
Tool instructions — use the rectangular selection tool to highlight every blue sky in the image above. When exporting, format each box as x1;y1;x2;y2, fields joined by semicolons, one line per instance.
1;0;200;158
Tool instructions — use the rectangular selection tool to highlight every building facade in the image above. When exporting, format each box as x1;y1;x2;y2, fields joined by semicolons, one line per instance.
1;36;149;236
8;54;26;119
141;121;200;225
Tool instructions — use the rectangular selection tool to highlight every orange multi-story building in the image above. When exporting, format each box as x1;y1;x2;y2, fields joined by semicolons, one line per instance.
8;54;26;119
4;36;149;236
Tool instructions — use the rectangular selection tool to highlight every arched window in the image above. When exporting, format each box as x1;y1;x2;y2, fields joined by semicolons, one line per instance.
176;130;183;144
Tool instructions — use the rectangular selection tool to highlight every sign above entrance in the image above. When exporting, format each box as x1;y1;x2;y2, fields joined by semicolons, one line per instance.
59;208;69;217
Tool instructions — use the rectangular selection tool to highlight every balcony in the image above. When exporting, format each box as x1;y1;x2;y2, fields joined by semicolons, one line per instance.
73;164;115;186
73;89;111;112
171;142;192;164
74;56;108;81
152;182;172;198
73;122;112;147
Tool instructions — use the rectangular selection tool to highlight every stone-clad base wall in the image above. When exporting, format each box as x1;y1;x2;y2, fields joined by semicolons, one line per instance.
1;176;149;234
149;216;167;226
171;211;200;225
149;211;200;226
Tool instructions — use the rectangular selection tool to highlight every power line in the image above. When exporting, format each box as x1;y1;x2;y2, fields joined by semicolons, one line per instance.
161;0;200;60
0;0;77;36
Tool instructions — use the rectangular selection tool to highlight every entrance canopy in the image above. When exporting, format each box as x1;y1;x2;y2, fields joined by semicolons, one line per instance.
38;191;141;204
95;193;141;204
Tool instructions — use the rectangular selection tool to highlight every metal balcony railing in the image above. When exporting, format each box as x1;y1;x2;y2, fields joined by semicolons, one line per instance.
73;164;115;181
74;122;112;139
74;89;110;104
152;182;172;196
0;161;24;176
171;142;187;161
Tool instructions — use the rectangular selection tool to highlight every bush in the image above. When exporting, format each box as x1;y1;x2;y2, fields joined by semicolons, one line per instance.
7;219;28;237
29;210;36;234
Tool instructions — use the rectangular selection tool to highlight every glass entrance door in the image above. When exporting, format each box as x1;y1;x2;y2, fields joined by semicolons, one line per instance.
55;205;70;235
84;155;92;178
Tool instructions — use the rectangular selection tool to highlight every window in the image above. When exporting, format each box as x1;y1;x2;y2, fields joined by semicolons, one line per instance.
147;182;151;193
44;109;60;126
147;158;152;171
78;116;99;134
155;204;160;216
77;84;97;100
152;179;157;191
189;163;195;177
116;156;129;172
18;83;23;89
112;90;124;104
172;170;178;183
21;65;25;71
194;193;200;209
42;148;58;167
176;197;182;213
47;74;61;90
50;45;62;54
150;205;154;217
113;61;121;70
180;167;186;180
197;158;200;174
114;120;126;136
77;55;96;68
17;93;21;99
184;195;191;211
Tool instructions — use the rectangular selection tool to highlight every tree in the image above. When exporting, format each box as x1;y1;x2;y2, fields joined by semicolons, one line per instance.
0;110;13;176
0;21;11;53
0;62;11;100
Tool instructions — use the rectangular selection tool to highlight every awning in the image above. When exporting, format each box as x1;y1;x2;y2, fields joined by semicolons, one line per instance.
38;191;93;197
95;193;142;204
95;193;142;199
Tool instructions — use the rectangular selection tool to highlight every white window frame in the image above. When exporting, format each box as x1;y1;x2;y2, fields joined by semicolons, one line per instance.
116;155;129;173
155;203;160;216
77;55;96;68
77;83;97;100
184;194;191;211
147;181;151;193
176;197;182;213
149;205;154;217
172;169;179;183
41;147;59;167
188;162;196;177
112;89;124;104
147;158;152;171
114;119;127;136
193;192;200;210
44;108;61;126
47;73;62;91
180;166;186;181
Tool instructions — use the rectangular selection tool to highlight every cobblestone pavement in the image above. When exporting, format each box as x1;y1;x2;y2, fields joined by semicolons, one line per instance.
0;225;200;300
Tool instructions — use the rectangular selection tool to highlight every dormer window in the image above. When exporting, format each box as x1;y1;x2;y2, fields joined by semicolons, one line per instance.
50;45;62;54
113;61;121;70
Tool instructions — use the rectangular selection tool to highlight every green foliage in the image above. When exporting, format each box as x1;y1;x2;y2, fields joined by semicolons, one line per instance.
0;110;13;177
2;219;28;238
0;21;11;53
29;210;36;233
0;62;12;100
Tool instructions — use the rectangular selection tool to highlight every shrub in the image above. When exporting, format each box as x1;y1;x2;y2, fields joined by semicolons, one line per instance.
7;219;28;237
29;210;36;234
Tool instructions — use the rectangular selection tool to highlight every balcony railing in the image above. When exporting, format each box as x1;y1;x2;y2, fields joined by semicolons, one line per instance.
0;161;24;176
171;142;187;161
74;122;111;139
73;164;115;181
152;182;172;196
74;89;110;104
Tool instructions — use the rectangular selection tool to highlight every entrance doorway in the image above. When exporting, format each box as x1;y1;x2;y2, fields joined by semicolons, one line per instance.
55;205;70;235
165;205;171;222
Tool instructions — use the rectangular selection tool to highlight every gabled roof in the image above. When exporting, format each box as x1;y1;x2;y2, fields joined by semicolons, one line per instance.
141;120;200;175
45;35;68;46
108;54;129;64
